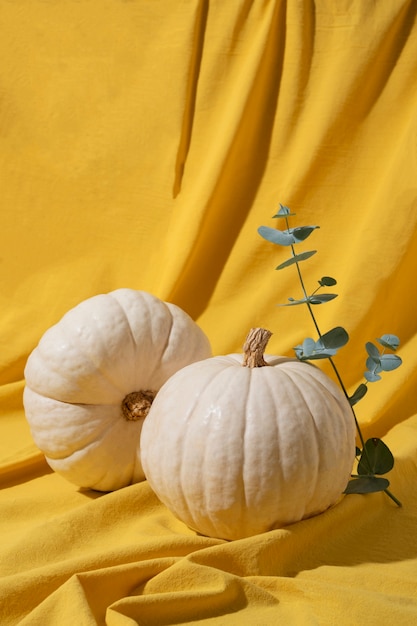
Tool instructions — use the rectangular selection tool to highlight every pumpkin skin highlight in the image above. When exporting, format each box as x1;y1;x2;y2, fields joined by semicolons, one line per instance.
23;289;211;491
140;349;356;540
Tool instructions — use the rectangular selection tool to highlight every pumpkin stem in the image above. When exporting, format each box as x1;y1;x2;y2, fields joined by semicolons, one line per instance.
121;390;156;421
242;327;272;368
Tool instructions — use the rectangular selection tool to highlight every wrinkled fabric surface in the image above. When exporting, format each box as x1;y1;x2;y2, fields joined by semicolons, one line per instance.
1;1;417;624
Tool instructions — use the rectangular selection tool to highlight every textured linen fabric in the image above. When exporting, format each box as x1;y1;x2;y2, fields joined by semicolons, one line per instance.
1;1;417;624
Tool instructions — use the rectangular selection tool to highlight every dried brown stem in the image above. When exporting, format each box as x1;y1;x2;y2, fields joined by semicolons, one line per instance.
242;327;272;368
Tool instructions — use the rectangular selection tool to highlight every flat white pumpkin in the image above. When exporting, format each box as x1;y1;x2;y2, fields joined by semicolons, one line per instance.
141;328;356;540
23;289;211;491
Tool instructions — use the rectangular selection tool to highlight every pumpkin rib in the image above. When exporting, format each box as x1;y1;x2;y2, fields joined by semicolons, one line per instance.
290;365;355;459
175;394;200;526
47;434;136;491
257;367;291;504
208;363;251;538
242;368;281;523
26;337;124;404
278;362;350;437
276;365;354;513
143;362;204;526
240;366;252;518
74;295;141;397
276;367;323;463
261;367;319;523
282;361;345;409
25;297;132;403
23;388;136;461
110;291;173;387
156;301;176;364
60;293;138;397
184;361;237;535
108;291;141;365
161;302;212;379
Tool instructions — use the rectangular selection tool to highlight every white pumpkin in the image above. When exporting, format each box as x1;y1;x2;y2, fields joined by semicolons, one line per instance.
141;328;356;540
23;289;211;491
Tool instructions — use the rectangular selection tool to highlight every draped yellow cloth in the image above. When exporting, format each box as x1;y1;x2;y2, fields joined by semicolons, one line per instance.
1;1;417;624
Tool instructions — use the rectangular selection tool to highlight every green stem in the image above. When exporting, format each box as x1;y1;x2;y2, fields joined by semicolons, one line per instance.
384;488;402;507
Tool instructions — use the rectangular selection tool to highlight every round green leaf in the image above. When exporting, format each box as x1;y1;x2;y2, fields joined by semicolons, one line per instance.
344;476;390;495
319;276;337;286
365;342;381;359
349;383;368;406
308;293;338;304
275;250;317;270
377;334;400;351
318;326;349;349
258;226;295;246
273;204;295;217
379;354;402;372
290;225;320;242
364;370;382;382
357;438;394;475
302;337;316;357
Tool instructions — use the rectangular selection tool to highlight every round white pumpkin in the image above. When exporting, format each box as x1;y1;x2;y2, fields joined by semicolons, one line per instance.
141;328;356;540
23;289;211;491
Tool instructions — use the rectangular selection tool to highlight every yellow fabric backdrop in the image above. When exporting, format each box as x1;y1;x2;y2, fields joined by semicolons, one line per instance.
1;1;417;623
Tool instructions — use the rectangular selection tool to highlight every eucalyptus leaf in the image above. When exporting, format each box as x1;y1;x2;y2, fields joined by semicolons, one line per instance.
289;225;320;242
294;338;338;360
293;346;303;359
302;337;316;357
357;438;394;475
349;383;368;406
275;250;317;269
319;276;337;286
299;349;338;360
308;293;338;304
379;354;402;372
344;476;390;495
365;342;381;359
279;297;310;307
364;370;382;382
318;326;349;349
258;226;295;246
273;204;295;217
377;334;400;351
366;356;382;372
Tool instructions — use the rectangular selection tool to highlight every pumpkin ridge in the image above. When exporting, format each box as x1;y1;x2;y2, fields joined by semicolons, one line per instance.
277;366;354;511
183;364;228;532
47;437;135;491
255;365;285;506
275;367;322;502
24;393;134;461
280;364;354;450
107;291;158;390
62;295;135;398
25;328;126;404
155;301;176;376
241;365;254;508
178;361;240;535
257;366;310;524
209;364;255;537
108;291;140;357
108;292;172;401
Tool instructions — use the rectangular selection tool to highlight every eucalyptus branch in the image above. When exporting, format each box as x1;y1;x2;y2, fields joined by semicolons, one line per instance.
258;204;403;507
